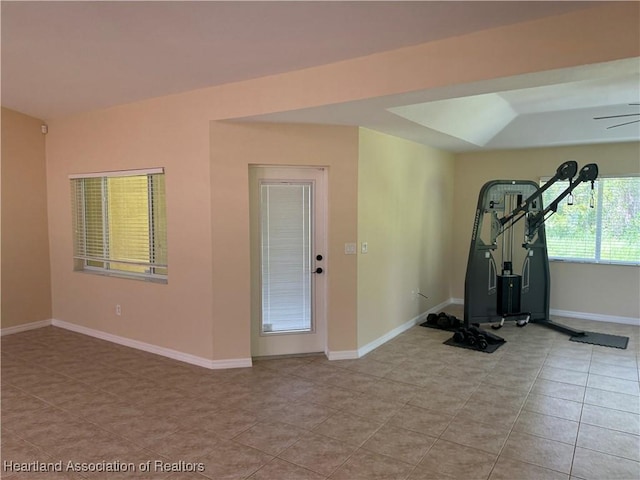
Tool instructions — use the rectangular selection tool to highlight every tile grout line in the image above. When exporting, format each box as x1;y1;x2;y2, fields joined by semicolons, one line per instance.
484;344;551;480
2;314;638;480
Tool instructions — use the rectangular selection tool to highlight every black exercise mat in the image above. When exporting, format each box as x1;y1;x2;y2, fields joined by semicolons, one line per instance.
444;337;505;354
570;331;629;349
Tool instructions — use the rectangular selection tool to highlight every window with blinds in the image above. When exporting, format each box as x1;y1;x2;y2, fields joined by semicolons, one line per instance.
70;168;168;282
260;182;313;333
541;176;640;265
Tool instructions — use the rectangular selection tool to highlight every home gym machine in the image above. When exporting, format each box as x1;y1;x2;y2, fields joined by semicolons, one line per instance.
463;160;598;336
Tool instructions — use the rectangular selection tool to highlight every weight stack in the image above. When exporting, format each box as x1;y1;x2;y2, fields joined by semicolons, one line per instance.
497;274;521;315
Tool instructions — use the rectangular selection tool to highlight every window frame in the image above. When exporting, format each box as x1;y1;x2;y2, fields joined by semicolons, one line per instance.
540;174;640;267
70;168;168;283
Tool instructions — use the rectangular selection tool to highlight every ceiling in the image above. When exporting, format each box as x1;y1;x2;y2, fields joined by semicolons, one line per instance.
251;59;640;151
2;1;639;152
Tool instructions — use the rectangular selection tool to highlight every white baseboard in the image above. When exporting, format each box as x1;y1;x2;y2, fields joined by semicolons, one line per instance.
1;319;52;336
325;350;359;361
358;298;454;357
451;298;638;326
8;301;634;371
550;309;640;327
51;319;252;370
210;357;253;369
356;314;422;359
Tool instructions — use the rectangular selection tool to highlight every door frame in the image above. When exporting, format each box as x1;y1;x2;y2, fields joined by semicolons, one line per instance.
249;165;328;357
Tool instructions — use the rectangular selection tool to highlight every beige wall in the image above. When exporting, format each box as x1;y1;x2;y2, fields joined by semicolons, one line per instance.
1;108;52;328
357;129;454;347
40;3;638;361
210;122;359;357
453;142;640;319
45;104;215;359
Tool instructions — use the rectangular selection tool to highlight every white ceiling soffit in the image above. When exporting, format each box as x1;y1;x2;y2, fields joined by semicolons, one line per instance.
499;75;640;113
245;59;640;152
388;94;517;146
387;73;640;148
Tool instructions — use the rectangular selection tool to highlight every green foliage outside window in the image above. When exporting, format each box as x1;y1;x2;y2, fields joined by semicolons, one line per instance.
542;177;640;264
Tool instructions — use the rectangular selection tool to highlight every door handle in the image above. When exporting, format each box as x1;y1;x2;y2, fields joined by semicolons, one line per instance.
312;267;323;274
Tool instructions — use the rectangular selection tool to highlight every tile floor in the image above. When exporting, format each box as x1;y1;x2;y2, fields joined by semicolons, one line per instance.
2;308;639;479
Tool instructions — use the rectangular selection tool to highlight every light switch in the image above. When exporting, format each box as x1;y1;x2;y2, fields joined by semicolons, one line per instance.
361;242;368;254
344;243;357;255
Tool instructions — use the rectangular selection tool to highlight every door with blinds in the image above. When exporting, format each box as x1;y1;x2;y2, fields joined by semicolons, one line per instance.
249;166;327;357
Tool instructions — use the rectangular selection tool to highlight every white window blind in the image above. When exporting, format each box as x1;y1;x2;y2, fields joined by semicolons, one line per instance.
541;176;640;265
70;169;168;281
260;182;312;333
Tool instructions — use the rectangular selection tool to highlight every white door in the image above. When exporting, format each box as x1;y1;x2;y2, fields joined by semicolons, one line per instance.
249;166;327;357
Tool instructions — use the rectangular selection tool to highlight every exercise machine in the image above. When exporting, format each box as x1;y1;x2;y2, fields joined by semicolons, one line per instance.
463;161;598;335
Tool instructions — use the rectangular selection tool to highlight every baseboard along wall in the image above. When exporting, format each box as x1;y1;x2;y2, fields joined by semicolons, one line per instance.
450;297;640;327
2;301;637;368
0;318;251;370
0;319;52;336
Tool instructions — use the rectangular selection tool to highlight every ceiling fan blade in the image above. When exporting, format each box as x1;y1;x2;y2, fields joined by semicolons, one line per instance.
594;113;640;120
606;119;640;129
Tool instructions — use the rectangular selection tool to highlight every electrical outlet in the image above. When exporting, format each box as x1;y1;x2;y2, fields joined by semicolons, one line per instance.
116;304;121;316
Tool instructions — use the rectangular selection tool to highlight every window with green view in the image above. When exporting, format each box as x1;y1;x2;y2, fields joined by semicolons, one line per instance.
541;176;640;265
